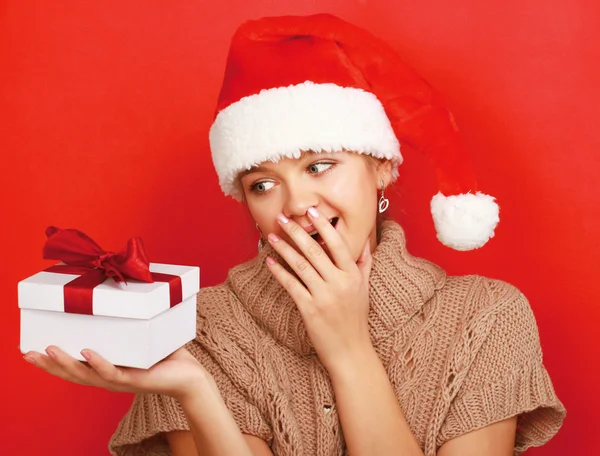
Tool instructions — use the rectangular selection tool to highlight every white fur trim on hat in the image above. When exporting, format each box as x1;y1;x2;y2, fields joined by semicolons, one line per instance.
209;81;401;199
430;192;500;251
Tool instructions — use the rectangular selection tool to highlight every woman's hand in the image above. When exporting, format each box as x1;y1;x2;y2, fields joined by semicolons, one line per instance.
265;207;374;373
22;345;212;403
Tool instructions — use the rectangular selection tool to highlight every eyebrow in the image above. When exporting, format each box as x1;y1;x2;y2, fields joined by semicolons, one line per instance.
240;151;337;177
240;165;269;177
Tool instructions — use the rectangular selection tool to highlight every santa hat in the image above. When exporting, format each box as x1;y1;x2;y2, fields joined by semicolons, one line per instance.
209;14;500;251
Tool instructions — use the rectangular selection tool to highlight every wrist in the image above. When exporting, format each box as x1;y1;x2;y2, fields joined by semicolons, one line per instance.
325;343;380;380
174;370;220;407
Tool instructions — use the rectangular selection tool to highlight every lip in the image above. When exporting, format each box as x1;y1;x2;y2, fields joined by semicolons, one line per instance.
302;216;339;239
302;224;316;234
303;217;338;235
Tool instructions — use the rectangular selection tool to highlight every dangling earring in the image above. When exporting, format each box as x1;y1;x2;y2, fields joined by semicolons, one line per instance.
378;180;389;213
256;223;264;252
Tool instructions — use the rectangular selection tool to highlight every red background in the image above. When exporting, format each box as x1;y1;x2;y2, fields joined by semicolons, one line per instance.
1;1;597;454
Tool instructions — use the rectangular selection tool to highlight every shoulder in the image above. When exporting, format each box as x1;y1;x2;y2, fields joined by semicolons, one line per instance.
194;280;261;342
440;274;536;330
435;276;566;452
195;281;236;318
187;272;274;442
433;274;545;388
194;255;260;326
439;274;545;386
192;266;269;371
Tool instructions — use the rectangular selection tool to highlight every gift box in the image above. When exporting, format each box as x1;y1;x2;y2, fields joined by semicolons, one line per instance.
18;227;200;369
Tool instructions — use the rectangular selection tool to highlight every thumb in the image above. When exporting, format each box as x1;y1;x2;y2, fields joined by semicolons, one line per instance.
356;238;373;282
166;346;195;361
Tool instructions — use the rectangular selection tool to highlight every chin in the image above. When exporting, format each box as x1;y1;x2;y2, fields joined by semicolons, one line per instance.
320;219;369;263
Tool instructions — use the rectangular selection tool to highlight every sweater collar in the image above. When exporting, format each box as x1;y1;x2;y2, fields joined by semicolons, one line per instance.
226;221;446;355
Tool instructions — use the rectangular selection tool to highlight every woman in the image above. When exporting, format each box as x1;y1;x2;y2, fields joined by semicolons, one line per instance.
23;14;565;456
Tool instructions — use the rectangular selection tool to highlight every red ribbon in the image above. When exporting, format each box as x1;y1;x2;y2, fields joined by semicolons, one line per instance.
43;226;183;315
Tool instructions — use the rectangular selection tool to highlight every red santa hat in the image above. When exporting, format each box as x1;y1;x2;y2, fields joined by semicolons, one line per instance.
209;14;500;251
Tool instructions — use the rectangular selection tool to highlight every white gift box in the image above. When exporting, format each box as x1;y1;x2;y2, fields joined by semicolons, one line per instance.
18;263;200;369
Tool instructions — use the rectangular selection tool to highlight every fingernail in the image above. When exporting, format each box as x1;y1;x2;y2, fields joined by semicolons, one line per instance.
266;257;276;265
268;233;280;243
307;207;319;218
81;350;91;361
23;356;36;365
46;348;56;359
276;213;289;224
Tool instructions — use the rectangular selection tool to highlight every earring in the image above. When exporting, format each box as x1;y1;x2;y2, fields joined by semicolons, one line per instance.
256;223;264;252
378;180;389;213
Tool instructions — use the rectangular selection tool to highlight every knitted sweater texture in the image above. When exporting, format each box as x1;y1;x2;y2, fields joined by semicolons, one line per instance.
109;221;565;455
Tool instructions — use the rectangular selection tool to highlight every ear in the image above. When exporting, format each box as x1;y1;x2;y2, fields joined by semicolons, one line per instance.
379;159;394;189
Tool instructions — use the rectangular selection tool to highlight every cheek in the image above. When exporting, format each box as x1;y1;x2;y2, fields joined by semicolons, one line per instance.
248;200;282;235
325;167;377;211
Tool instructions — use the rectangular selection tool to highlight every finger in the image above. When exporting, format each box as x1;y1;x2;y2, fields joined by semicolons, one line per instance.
24;350;84;385
267;229;324;291
306;207;355;271
84;349;171;393
44;346;98;385
165;346;195;362
356;238;374;282
266;256;312;312
81;349;130;387
275;212;339;282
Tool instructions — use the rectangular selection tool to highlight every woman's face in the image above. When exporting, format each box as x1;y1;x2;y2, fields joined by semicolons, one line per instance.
240;151;391;262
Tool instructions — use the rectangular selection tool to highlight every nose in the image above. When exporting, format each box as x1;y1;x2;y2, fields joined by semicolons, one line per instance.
282;180;319;219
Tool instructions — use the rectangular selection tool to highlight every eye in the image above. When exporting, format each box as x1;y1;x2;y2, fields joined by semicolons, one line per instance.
250;180;276;194
307;162;334;174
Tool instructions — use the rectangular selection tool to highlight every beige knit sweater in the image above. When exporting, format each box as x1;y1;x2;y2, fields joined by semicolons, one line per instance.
109;221;565;455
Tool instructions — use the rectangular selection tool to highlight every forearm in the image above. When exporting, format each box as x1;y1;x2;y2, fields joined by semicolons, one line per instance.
178;376;254;456
328;347;425;456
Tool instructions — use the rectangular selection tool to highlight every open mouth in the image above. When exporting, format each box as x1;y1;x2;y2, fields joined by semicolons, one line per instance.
310;217;339;244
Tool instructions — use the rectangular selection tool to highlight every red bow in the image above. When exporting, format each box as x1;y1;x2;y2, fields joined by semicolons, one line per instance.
43;226;154;284
41;227;181;315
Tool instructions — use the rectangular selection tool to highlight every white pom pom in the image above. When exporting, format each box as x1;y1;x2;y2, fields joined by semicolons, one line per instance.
430;192;500;251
